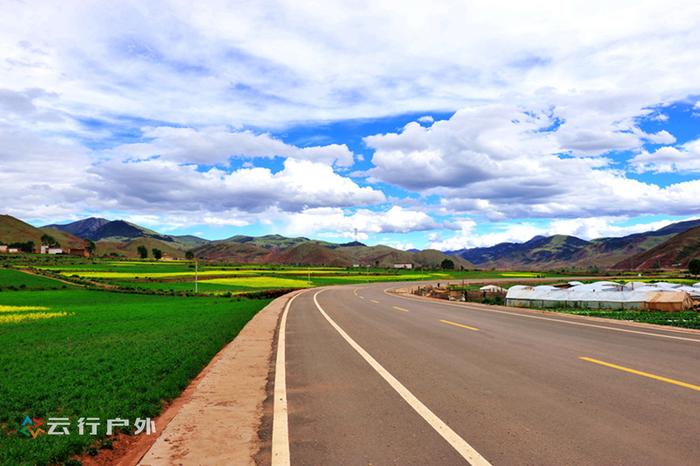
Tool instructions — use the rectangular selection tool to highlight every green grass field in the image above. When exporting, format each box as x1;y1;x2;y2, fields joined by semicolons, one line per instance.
547;308;700;329
0;268;69;291
23;259;566;297
0;288;269;465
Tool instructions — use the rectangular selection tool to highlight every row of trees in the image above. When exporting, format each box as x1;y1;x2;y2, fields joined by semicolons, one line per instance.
136;246;163;260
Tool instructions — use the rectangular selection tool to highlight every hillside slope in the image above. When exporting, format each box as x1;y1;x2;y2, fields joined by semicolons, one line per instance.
95;237;188;259
454;235;589;269
451;219;700;270
189;242;274;263
613;226;700;270
0;215;85;249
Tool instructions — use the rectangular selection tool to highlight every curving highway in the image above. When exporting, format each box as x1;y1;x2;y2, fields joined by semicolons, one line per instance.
271;282;700;465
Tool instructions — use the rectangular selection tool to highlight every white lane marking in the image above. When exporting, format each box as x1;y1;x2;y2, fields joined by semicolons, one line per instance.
384;287;700;344
313;290;492;466
272;292;301;466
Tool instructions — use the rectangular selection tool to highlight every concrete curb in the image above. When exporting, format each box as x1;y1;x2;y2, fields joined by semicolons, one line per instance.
133;290;305;466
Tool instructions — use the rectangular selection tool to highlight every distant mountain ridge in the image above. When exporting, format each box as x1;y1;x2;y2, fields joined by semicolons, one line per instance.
45;217;109;238
19;215;472;267
7;214;700;269
450;219;700;270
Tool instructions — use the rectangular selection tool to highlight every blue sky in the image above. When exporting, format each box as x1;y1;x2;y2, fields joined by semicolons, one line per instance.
1;1;700;250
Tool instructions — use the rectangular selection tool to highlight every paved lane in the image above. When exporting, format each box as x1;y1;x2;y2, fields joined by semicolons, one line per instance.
278;283;700;465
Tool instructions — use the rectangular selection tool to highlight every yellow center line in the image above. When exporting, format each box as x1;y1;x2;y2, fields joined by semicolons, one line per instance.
392;306;410;312
580;357;700;393
440;319;480;332
370;299;380;304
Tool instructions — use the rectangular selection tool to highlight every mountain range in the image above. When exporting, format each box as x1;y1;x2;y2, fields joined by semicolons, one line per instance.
0;216;468;268
448;219;700;270
2;214;700;270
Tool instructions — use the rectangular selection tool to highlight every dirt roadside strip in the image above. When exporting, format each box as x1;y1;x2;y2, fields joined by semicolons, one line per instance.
102;289;304;466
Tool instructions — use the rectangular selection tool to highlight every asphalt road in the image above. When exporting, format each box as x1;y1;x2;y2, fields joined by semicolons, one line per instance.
277;283;700;465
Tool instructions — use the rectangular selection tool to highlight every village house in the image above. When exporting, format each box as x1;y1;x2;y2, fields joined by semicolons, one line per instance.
393;263;413;269
67;248;90;257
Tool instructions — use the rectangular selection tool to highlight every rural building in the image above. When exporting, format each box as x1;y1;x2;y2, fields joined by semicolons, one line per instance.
480;285;507;293
47;248;64;255
393;263;413;269
67;248;90;257
506;281;697;312
0;245;7;253
8;247;19;253
40;245;48;254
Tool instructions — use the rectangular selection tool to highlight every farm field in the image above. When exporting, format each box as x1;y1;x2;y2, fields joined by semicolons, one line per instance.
91;270;562;295
0;268;70;291
0;284;269;465
547;308;700;329
17;258;568;296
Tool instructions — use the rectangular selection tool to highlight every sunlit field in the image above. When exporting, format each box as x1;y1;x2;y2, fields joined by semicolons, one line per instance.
0;284;268;465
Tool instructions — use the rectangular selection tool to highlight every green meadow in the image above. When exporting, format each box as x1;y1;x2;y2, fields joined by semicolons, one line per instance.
25;259;562;295
0;281;268;465
0;269;68;291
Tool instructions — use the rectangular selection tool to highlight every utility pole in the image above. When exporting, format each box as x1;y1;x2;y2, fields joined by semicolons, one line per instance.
195;258;199;293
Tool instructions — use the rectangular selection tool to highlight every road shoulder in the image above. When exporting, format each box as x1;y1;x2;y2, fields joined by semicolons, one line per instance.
134;290;303;466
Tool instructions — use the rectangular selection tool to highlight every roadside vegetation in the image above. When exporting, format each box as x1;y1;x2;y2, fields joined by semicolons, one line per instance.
545;308;700;329
0;286;268;465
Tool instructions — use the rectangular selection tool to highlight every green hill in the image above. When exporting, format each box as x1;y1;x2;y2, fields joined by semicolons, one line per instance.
613;226;700;270
0;215;85;250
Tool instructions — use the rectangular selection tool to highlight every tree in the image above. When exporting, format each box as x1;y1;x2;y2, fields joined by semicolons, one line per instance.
689;258;700;276
10;240;36;253
41;233;60;248
86;240;96;256
441;258;455;270
137;245;148;259
152;248;163;260
185;250;195;260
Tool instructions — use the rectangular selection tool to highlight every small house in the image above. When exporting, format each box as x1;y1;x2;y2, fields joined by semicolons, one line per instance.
393;263;413;269
67;248;89;257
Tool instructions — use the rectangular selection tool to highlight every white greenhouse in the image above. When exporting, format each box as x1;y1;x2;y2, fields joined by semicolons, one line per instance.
505;281;698;311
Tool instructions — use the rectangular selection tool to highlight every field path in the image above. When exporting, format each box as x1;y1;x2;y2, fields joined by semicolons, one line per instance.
17;268;85;287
